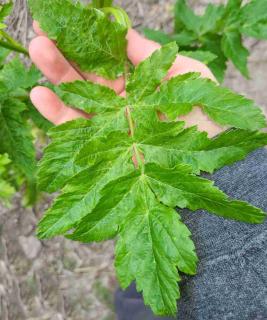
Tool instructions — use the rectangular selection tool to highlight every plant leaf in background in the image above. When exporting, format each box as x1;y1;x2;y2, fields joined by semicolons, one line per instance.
240;0;267;39
179;50;217;64
0;154;15;206
144;0;267;82
0;47;10;65
0;58;42;205
0;2;13;27
37;44;267;316
28;0;128;79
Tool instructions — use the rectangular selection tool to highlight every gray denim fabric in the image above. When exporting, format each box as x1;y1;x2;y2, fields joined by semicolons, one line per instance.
115;148;267;320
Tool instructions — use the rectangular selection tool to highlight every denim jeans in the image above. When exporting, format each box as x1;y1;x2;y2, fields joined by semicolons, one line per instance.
115;149;267;320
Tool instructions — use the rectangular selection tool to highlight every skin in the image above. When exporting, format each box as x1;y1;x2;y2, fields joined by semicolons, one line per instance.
29;21;223;137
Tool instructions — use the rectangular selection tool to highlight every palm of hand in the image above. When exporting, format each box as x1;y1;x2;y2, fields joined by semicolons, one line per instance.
29;21;222;137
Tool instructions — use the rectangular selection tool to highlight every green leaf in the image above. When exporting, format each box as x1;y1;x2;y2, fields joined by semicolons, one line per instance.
28;0;127;79
37;89;128;192
24;101;53;132
241;21;267;40
0;47;10;66
240;0;267;40
145;163;265;223
0;58;40;204
58;80;126;114
240;0;267;27
0;2;13;21
174;0;201;34
133;109;267;174
199;3;224;35
143;28;198;48
222;30;249;78
179;50;217;65
146;0;267;81
142;73;266;130
0;98;36;180
0;153;15;205
172;29;198;46
202;36;227;83
69;172;197;316
143;28;174;45
220;0;242;29
90;0;114;8
0;58;41;93
224;0;242;12
127;42;178;103
37;44;267;316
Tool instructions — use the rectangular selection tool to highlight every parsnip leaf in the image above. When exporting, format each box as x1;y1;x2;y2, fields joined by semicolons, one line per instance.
28;0;127;79
38;44;267;316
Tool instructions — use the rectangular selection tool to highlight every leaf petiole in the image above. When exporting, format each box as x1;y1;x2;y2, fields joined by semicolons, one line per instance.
125;106;145;172
0;30;28;55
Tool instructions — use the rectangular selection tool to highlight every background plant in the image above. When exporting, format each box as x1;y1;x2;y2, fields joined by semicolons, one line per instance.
144;0;267;82
0;1;52;206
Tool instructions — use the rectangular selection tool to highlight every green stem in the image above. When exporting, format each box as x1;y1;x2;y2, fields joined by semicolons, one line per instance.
102;6;132;28
125;106;145;173
0;31;28;55
126;106;135;136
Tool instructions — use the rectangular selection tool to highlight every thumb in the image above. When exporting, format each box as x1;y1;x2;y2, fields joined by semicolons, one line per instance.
126;29;161;66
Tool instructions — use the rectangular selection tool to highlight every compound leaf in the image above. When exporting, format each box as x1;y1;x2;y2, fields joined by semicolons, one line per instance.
37;44;267;316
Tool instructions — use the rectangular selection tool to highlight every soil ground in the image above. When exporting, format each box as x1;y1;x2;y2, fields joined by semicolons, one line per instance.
1;1;267;319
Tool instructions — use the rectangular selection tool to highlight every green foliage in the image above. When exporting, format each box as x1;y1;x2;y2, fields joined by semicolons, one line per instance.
144;0;267;82
0;2;51;206
0;58;42;205
28;0;128;79
0;154;15;206
37;43;267;316
0;2;13;29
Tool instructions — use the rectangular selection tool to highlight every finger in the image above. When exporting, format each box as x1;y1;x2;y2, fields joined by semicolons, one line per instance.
169;55;216;81
179;107;223;138
33;20;46;36
126;29;215;81
82;72;125;94
127;29;161;65
29;36;83;85
30;86;88;125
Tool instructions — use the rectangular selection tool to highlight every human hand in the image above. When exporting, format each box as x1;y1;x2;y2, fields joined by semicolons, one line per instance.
29;22;223;137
